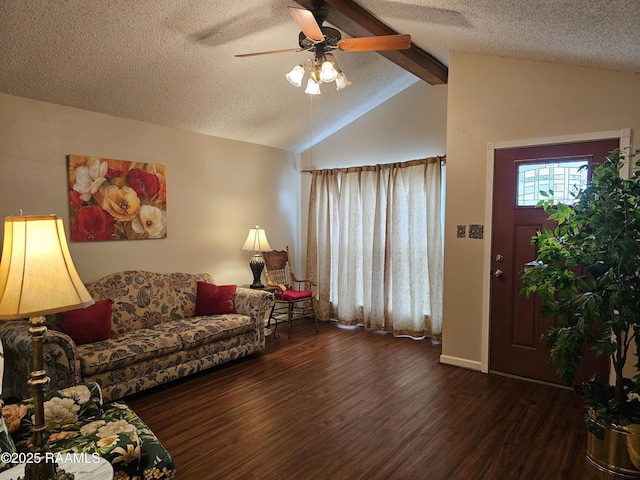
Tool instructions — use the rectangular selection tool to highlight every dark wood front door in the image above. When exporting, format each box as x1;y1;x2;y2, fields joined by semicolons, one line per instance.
489;138;618;384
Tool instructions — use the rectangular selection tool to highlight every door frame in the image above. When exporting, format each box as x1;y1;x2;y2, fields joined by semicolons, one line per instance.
480;128;632;377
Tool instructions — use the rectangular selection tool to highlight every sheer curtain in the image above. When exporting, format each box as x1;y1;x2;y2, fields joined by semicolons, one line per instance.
307;158;443;339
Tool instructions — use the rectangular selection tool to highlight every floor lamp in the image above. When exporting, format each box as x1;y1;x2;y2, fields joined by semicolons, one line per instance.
241;225;272;288
0;215;94;480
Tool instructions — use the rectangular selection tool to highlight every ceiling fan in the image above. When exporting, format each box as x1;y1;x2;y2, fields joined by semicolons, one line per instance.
235;3;411;94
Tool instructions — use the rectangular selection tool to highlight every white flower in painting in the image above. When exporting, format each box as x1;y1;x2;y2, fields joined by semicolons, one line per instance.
97;419;136;438
132;205;166;238
73;158;108;202
42;397;80;429
63;385;91;404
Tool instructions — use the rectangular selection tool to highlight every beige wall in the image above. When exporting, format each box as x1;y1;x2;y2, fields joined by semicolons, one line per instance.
0;93;300;284
301;81;448;169
442;52;640;370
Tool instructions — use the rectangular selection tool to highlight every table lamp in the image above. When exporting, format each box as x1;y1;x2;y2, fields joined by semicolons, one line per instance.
0;215;94;480
241;225;272;288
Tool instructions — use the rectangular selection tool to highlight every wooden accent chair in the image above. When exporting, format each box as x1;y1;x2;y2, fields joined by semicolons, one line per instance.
262;246;318;338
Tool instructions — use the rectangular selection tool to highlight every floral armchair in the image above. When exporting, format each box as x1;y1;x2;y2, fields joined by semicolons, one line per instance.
1;382;174;480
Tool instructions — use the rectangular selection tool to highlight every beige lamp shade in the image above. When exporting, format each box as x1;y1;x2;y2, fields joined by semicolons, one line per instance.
0;215;94;319
241;225;272;252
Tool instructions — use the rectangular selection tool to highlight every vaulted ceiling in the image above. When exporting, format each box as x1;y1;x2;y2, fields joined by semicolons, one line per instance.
1;1;638;153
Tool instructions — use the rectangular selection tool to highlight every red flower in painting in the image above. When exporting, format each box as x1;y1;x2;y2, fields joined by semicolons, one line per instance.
71;206;116;241
157;174;167;201
69;183;84;209
127;169;159;199
107;167;125;178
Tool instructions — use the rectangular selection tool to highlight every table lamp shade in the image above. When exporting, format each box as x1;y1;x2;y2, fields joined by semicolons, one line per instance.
241;225;272;252
0;215;94;320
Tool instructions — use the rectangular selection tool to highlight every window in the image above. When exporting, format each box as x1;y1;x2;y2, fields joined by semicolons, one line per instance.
517;160;588;206
307;158;444;339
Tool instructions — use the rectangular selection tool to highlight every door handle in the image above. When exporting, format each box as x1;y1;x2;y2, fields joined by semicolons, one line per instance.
494;269;504;278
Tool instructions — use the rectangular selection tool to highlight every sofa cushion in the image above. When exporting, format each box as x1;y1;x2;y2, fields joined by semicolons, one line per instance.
12;403;142;480
60;299;113;345
49;383;104;422
84;271;214;335
8;383;105;447
281;289;313;301
7;381;174;480
195;282;236;315
77;329;182;376
152;314;256;350
104;401;175;478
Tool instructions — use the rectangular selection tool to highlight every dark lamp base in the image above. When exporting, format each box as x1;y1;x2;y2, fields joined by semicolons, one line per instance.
248;253;265;289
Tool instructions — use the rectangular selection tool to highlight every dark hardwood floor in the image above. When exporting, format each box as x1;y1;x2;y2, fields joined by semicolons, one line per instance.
126;320;612;480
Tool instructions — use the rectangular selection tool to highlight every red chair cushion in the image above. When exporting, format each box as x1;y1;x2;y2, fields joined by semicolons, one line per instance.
60;299;112;345
281;290;313;301
195;282;237;315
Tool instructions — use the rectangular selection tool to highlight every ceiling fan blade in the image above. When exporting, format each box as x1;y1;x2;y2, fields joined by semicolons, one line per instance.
235;48;304;58
288;6;324;42
338;34;411;52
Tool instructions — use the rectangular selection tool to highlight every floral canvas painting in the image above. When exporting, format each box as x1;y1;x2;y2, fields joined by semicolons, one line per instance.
68;155;167;241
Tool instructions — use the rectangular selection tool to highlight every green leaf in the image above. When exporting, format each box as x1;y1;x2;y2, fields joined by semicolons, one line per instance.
519;148;640;429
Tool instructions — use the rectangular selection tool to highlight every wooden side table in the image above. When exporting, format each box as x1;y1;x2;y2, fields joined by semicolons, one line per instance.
0;456;113;480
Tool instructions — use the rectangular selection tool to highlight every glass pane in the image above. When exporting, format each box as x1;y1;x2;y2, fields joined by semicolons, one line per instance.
517;160;588;206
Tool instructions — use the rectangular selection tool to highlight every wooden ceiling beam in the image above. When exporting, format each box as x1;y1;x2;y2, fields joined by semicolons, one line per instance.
293;0;448;85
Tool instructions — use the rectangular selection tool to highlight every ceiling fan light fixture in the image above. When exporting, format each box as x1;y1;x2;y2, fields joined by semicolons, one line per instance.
304;79;321;95
238;5;414;94
286;64;305;87
319;60;338;83
309;62;323;83
335;71;352;91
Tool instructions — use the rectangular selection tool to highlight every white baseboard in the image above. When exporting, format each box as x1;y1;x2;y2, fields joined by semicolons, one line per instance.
439;354;483;372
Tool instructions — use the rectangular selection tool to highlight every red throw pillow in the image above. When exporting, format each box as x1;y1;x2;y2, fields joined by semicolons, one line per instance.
60;299;112;345
195;282;237;315
282;290;313;301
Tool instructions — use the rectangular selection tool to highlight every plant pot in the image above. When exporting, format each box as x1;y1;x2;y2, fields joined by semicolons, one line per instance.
587;420;640;478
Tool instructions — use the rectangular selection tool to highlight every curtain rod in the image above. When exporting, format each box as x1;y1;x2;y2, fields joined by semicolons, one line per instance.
300;155;446;174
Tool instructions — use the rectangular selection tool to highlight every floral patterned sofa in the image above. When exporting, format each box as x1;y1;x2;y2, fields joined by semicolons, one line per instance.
0;271;275;402
1;382;174;479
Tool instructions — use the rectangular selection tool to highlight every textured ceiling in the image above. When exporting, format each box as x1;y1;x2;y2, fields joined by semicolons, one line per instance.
0;0;638;153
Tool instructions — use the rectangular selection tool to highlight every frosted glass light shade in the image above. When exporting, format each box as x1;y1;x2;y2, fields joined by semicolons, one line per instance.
241;225;272;252
285;65;305;87
335;72;352;91
319;61;338;82
0;215;94;319
305;79;321;95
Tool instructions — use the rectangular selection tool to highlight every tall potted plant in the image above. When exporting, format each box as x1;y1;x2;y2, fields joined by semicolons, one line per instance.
521;148;640;476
